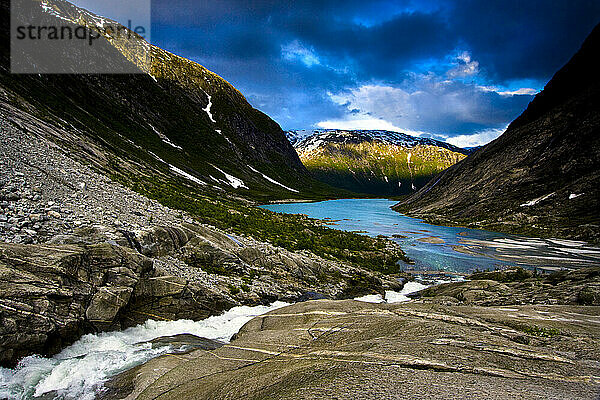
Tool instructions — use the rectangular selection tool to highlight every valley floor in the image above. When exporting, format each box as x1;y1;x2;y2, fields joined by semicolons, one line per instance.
0;114;400;367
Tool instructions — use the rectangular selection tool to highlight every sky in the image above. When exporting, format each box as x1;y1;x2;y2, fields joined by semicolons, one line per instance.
151;0;600;147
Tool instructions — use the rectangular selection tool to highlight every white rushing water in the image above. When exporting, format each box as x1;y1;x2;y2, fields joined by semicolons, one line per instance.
0;302;289;400
354;281;431;304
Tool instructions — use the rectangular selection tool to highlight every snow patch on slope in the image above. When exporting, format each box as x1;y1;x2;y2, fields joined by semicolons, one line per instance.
201;90;216;123
169;165;206;186
149;124;182;150
247;166;299;193
520;192;555;207
211;165;248;189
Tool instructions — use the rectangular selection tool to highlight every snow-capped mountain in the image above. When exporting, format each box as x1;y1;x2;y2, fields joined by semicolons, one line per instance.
285;130;469;196
287;130;469;154
285;130;316;146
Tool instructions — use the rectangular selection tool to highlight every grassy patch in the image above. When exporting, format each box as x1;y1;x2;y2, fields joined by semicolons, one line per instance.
228;284;240;295
114;171;409;274
519;325;561;338
508;322;561;338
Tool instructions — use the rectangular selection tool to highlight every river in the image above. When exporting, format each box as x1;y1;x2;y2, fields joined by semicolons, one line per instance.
3;198;598;399
261;198;600;274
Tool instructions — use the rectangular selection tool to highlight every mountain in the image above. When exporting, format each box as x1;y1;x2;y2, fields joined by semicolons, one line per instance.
0;0;406;367
394;23;600;243
287;129;469;196
285;129;315;146
1;0;338;202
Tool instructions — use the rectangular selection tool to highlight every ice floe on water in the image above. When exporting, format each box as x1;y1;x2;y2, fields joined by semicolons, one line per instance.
0;302;288;400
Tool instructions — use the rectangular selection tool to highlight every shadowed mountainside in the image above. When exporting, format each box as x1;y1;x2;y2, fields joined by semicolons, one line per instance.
1;0;340;202
394;23;600;244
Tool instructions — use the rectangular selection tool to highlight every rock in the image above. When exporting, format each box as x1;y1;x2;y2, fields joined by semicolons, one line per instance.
296;291;329;302
0;241;233;367
86;287;134;327
149;334;225;352
47;210;61;219
107;301;600;400
414;267;600;306
5;193;20;201
578;284;600;305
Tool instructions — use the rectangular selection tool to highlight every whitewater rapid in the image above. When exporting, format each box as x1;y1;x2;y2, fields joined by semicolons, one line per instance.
354;281;431;303
0;279;439;400
0;302;288;400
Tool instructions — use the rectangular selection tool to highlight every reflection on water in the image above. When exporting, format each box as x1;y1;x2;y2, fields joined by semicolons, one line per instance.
261;199;600;274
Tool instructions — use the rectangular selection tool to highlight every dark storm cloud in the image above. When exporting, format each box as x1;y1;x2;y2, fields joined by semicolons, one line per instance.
151;0;600;142
446;0;600;83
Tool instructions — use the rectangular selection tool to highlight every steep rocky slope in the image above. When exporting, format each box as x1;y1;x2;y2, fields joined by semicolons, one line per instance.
1;0;401;279
0;119;403;367
288;130;468;195
1;0;336;202
394;23;600;243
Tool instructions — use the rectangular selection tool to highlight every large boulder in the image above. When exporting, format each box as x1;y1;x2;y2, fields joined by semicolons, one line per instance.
0;241;233;367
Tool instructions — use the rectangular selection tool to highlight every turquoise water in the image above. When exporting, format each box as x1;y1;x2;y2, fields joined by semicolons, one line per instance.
261;199;600;273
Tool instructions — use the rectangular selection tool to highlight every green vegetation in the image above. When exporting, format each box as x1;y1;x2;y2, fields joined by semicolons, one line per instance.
0;15;407;276
185;252;234;276
228;284;241;295
515;324;561;338
299;142;466;195
113;170;409;275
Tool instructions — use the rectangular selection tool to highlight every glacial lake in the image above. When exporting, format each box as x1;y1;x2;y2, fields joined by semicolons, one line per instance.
261;198;600;274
